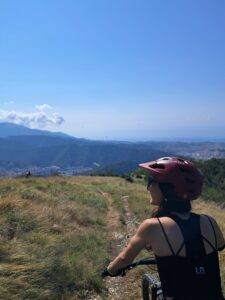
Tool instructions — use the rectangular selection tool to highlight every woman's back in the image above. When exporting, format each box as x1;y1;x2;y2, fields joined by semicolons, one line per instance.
149;213;224;300
150;213;224;256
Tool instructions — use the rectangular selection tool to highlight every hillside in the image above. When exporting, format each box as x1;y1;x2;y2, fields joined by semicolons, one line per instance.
1;123;225;176
1;137;225;176
0;176;224;299
0;136;169;171
194;159;225;204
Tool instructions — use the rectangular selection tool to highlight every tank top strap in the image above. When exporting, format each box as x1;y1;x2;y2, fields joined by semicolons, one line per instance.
202;214;217;250
157;218;176;255
175;240;185;256
168;213;206;258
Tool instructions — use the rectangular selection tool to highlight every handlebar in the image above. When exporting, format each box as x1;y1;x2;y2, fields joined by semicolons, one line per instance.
120;257;156;274
102;257;156;277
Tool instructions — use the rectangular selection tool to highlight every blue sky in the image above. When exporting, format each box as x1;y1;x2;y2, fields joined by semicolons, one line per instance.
0;0;225;140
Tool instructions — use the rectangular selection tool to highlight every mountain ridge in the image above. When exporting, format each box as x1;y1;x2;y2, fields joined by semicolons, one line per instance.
0;122;73;139
0;122;225;175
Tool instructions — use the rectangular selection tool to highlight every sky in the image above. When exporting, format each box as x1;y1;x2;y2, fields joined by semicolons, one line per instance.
0;0;225;141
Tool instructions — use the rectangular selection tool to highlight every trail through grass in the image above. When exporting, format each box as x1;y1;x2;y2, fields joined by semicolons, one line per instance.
0;176;224;299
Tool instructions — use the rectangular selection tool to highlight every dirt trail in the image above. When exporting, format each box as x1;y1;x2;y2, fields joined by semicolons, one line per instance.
99;192;144;300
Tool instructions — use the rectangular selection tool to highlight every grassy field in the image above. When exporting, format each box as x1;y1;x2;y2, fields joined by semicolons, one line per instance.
0;176;224;299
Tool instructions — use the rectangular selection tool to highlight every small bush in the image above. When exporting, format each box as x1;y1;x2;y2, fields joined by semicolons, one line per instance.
125;176;134;183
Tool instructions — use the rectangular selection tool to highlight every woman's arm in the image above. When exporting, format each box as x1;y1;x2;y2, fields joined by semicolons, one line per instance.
108;219;152;274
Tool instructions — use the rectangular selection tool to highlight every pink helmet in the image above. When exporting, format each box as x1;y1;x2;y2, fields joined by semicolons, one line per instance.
139;157;203;200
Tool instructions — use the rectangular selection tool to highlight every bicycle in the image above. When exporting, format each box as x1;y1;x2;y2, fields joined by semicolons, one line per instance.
103;257;164;300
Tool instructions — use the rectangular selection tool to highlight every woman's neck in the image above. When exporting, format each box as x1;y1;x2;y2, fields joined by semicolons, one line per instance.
170;211;191;220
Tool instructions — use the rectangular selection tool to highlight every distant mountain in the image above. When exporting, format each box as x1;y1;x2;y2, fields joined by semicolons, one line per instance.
0;122;225;175
0;135;170;169
0;122;72;139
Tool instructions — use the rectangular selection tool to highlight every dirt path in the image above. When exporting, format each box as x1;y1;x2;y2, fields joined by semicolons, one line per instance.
100;193;144;300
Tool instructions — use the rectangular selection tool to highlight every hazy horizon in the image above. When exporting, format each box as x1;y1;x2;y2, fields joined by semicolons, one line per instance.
1;121;225;143
0;1;225;140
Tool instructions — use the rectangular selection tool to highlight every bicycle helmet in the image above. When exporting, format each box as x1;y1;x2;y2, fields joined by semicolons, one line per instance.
139;157;203;200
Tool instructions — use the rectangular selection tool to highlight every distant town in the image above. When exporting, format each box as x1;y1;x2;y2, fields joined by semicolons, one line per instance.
0;166;94;177
0;123;225;177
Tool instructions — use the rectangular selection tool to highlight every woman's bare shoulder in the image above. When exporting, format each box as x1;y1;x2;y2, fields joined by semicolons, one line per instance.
135;218;158;234
137;217;173;231
200;214;221;229
200;214;225;250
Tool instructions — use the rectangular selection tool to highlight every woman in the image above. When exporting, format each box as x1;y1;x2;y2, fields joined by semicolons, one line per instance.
102;157;225;300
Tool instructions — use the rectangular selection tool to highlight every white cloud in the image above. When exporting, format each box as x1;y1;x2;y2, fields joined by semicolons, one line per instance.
52;113;64;125
0;109;65;128
35;104;52;111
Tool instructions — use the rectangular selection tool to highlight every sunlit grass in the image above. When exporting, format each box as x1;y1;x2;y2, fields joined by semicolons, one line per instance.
0;175;224;298
0;176;109;299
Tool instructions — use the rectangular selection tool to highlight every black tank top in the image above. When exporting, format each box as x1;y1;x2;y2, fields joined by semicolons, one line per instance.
155;213;224;300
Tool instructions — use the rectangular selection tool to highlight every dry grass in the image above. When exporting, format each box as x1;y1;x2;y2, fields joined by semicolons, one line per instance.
0;176;110;299
0;176;224;299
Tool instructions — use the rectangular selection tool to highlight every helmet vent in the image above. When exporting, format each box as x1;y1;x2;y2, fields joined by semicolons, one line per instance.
178;165;192;174
177;158;185;163
151;163;165;169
